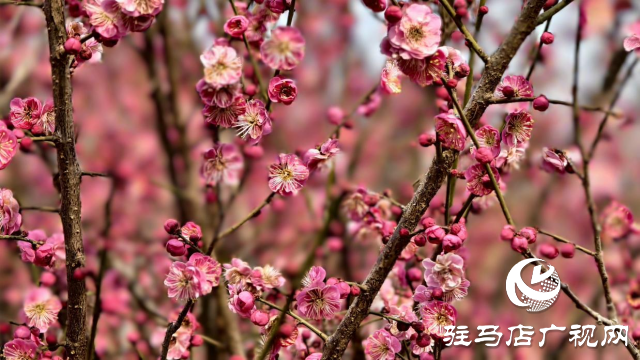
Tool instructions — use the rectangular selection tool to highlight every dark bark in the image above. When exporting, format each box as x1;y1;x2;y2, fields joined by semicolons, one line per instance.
320;0;548;358
42;0;88;358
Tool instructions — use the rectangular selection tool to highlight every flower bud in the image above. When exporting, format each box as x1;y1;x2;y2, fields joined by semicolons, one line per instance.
336;281;351;299
500;225;516;241
235;291;255;312
279;323;294;338
327;106;344;125
411;321;426;333
14;326;31;339
413;234;427;247
520;227;538;244
539;243;559;259
73;268;87;280
190;335;204;347
418;133;436;147
421;217;436;228
397;321;411;332
399;228;410;237
416;333;431;347
541;32;554;45
350;285;361;296
244;145;264;159
20;136;33;152
511;235;528;253
46;334;57;345
479;5;489;14
251;310;270;326
127;331;141;343
79;47;93;61
502;85;515;98
560;244;575;258
384;5;402;23
474;147;495;164
455;63;470;78
426;226;445;244
533;95;550;111
407;267;422;282
455;6;467;17
543;0;557;10
164;219;180;234
166;239;187;257
446;78;458;88
64;37;82;55
363;0;386;13
40;272;57;287
224;15;249;37
442;234;463;252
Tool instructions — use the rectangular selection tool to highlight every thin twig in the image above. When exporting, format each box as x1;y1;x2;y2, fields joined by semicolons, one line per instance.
229;0;266;100
0;235;38;245
537;229;596;257
438;0;489;63
160;300;194;360
257;298;329;341
0;0;42;7
368;311;411;326
20;205;59;213
526;18;552;80
199;334;224;348
537;0;575;26
486;97;622;117
81;171;111;178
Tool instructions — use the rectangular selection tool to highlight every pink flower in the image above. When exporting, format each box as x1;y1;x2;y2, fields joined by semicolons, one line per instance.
624;34;640;53
235;99;272;144
364;329;401;360
188;253;222;292
304;138;339;171
495;75;534;98
0;127;18;170
268;153;309;196
85;0;125;39
9;97;41;130
495;143;526;171
601;201;635;241
31;100;55;135
357;90;382;117
502;109;534;147
201;144;244;186
441;46;468;79
435;110;467;151
116;0;162;16
23;288;62;332
296;284;341;320
203;96;246;128
166;329;191;360
201;45;243;88
164;262;207;301
196;80;241;107
268;77;297;105
420;301;456;338
67;21;87;37
464;163;499;196
260;26;306;70
425;278;470;303
386;4;441;60
181;222;202;241
224;258;253;287
541;148;568;174
0;188;21;235
474;125;501;157
422;253;464;289
397;48;446;87
380;60;403;94
228;286;255;318
252;265;285;290
224;15;249;37
302;266;327;287
2;339;38;360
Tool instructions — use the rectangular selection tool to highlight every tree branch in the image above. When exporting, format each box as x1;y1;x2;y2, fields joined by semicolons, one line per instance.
438;0;489;63
257;298;329;341
160;300;194;360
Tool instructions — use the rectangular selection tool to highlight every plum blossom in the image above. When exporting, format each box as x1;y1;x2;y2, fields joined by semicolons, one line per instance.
541;148;568;174
34;233;66;268
304;139;339;171
435;110;467;151
31;100;55;135
235;99;272;144
9;97;41;130
252;265;285;290
188;253;222;292
495;75;534;98
364;328;401;360
201;45;243;88
116;0;163;16
224;258;253;288
224;15;249;37
196;79;241;107
502;109;534;147
422;253;464;289
495;143;526;171
601;201;635;241
164;262;205;301
624;34;640;53
380;59;403;94
0;188;21;235
420;301;457;338
397;48;446;87
2;339;38;360
166;330;190;360
23;287;62;332
203;96;246;128
268;153;309;196
201;144;244;186
228;286;255;318
268;77;297;105
474;125;501;157
260;27;306;70
0;126;18;170
296;283;341;320
385;4;441;59
85;0;126;39
465;163;500;196
181;222;202;241
302;266;327;288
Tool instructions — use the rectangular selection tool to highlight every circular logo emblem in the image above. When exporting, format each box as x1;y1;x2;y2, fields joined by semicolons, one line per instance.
506;258;561;312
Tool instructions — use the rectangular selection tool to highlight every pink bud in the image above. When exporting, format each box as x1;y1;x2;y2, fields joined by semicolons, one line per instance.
541;32;554;45
243;145;264;159
279;323;294;338
40;272;57;287
520;227;538;244
479;5;489;14
399;228;410;237
224;15;249;37
442;234;463;252
164;219;180;234
127;331;141;343
539;243;559;259
20;136;33;152
384;5;402;23
236;291;255;312
560;244;575;258
251;310;270;326
426;226;445;244
327;106;345;125
244;83;257;97
363;0;386;12
413;234;427;247
511;235;528;253
350;285;361;296
14;326;31;339
407;267;422;282
190;335;204;347
411;321;425;333
455;63;470;78
421;217;436;228
0;323;9;334
327;237;344;252
500;225;516;241
64;37;82;55
337;281;351;299
45;334;57;345
533;95;550;111
446;78;458;88
502;85;515;98
543;0;557;10
474;147;495;164
166;239;187;257
418;133;436;147
455;6;467;17
416;333;431;347
73;268;86;280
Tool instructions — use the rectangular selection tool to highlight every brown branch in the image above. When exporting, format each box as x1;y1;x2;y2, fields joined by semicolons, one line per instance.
438;0;489;63
81;171;110;178
537;229;596;257
320;1;550;358
20;205;60;213
0;235;38;245
160;300;194;360
526;18;552;80
42;0;88;357
257;298;329;341
0;0;42;6
486;97;622;116
536;0;575;26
